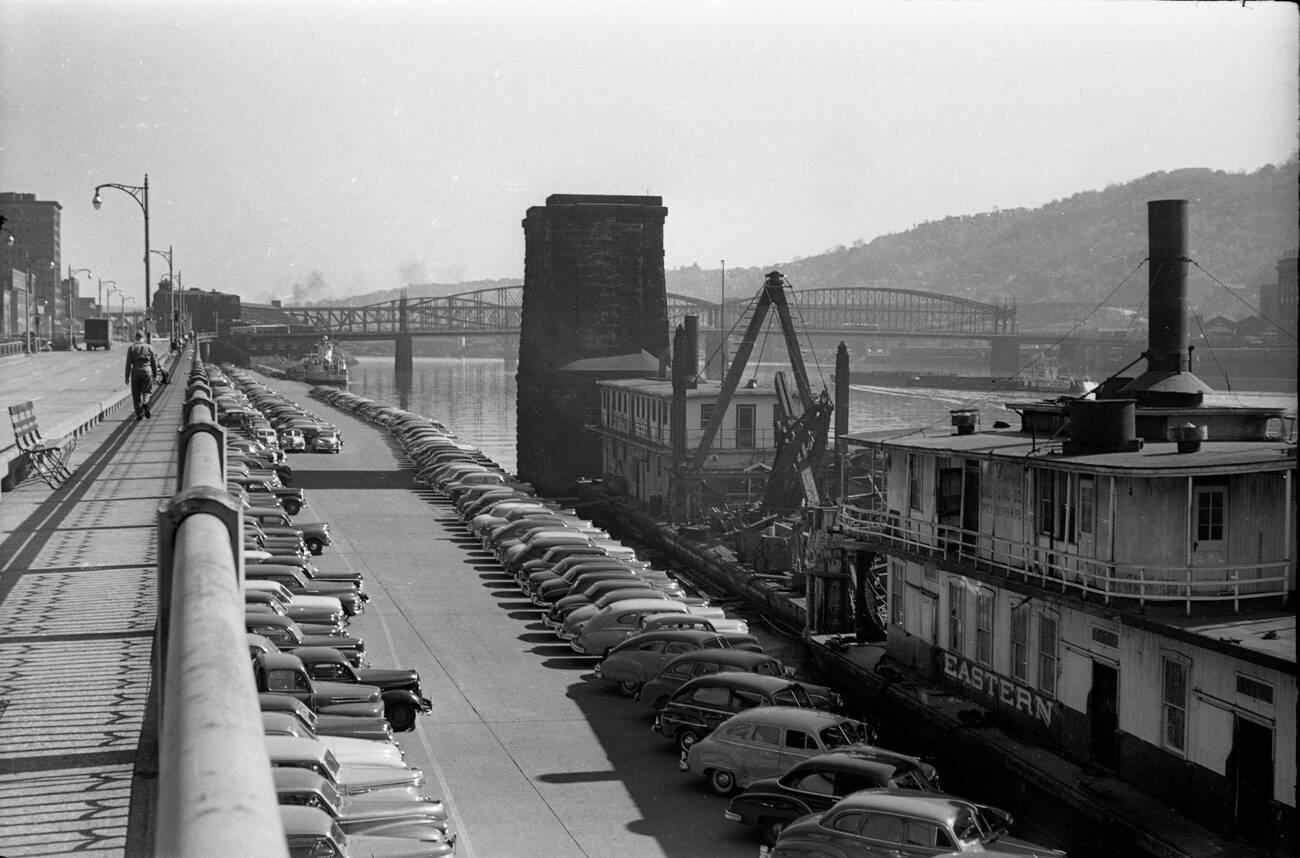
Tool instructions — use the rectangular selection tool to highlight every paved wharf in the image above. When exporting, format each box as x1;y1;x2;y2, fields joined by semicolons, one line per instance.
0;347;178;858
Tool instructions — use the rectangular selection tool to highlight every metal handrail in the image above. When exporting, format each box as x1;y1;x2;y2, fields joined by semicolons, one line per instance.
836;502;1291;613
152;354;287;857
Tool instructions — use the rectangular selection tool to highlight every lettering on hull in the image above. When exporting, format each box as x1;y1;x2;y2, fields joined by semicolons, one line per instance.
942;650;1054;727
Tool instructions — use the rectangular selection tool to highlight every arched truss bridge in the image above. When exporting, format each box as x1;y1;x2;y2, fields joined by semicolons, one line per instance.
273;284;1015;339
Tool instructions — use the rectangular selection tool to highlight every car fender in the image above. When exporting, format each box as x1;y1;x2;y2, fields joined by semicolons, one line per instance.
380;688;431;714
728;791;813;823
686;744;741;777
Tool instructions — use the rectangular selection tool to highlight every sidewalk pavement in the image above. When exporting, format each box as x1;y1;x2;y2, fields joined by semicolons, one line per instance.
1;347;168;491
0;348;184;858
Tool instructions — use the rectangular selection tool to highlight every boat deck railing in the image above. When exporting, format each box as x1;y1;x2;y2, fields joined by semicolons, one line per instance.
835;502;1291;614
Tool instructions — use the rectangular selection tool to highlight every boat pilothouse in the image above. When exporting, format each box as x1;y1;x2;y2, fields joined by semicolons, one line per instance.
826;200;1295;852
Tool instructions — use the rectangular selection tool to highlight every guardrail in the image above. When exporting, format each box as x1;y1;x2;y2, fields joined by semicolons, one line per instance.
836;502;1292;614
150;355;287;857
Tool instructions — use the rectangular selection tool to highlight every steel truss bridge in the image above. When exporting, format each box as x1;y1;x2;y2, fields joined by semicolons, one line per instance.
259;284;1016;342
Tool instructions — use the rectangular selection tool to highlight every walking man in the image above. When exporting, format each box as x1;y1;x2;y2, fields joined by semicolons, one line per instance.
125;330;159;420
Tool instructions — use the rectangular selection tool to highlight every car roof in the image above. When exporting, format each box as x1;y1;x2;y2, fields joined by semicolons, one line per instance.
620;629;725;646
827;788;976;824
278;804;335;836
785;753;907;780
720;705;851;728
258;652;307;670
273;767;330;792
594;596;679;614
662;648;778;669
675;672;797;694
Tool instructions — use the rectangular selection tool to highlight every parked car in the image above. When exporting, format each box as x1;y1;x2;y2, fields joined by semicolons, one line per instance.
245;613;366;666
768;788;1066;858
724;748;942;844
280;804;456;858
572;602;720;656
639;648;800;711
274;769;452;842
653;673;851;752
246;565;366;616
258;693;395;744
313;428;342;453
682;706;875;795
594;629;736;696
262;711;406;769
254;652;383;719
292;646;432;732
265;736;425;797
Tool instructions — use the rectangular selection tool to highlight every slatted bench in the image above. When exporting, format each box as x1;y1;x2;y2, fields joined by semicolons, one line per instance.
7;400;76;488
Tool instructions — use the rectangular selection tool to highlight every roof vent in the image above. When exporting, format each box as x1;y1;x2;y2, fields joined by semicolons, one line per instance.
950;409;978;435
1064;399;1142;455
1170;422;1207;453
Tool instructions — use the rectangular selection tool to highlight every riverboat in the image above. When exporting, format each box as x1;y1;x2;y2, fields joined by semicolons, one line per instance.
818;201;1296;853
300;337;349;386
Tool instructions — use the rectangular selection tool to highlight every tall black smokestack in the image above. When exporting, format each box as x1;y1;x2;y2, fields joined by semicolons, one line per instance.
1121;199;1210;405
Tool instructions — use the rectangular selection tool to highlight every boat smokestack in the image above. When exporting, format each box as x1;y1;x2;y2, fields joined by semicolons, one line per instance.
1120;199;1211;404
683;315;700;388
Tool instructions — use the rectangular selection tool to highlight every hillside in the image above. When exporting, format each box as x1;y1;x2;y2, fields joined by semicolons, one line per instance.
667;160;1298;320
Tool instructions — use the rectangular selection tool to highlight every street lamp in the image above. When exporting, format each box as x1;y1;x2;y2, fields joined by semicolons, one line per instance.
151;244;177;341
92;174;150;341
67;266;92;347
98;279;117;317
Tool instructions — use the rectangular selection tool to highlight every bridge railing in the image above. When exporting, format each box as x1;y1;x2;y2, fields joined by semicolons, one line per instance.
149;354;287;857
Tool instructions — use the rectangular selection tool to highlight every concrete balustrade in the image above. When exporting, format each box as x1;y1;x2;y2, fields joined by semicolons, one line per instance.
153;356;287;857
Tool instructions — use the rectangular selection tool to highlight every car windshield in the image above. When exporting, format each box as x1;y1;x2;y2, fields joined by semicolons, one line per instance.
952;807;989;845
818;721;864;748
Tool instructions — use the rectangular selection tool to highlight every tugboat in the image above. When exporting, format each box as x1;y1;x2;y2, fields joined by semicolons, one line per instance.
301;336;349;386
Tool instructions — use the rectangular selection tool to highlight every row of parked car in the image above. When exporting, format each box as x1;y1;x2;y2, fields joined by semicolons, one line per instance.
208;366;457;857
306;384;1067;857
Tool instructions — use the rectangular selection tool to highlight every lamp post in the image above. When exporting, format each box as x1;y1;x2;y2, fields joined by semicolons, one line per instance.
15;251;56;353
151;244;176;341
98;279;116;317
92;174;150;341
67;266;92;347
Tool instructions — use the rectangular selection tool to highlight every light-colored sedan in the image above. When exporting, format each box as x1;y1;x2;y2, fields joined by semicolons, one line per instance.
594;629;733;696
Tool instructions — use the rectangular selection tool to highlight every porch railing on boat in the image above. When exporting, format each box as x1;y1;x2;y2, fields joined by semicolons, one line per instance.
835;502;1291;614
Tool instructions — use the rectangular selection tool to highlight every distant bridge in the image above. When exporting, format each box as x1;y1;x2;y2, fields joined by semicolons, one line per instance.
254;284;1016;341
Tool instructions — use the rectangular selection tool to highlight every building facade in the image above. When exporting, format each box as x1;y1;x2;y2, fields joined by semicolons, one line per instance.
0;192;62;341
594;376;781;515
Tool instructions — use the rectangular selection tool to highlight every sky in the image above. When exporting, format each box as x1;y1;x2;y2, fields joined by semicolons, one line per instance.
1;0;1296;307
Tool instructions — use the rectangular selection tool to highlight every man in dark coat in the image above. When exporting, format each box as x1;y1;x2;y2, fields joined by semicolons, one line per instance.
124;330;160;420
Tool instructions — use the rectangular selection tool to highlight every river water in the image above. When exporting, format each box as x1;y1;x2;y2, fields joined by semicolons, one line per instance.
347;355;1296;475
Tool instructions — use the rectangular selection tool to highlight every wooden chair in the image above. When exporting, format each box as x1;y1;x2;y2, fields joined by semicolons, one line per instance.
7;400;75;488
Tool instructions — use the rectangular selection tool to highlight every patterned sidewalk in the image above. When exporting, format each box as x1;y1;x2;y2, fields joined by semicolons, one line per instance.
0;355;183;858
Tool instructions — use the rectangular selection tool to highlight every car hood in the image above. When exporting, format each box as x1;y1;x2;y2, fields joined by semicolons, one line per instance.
345;830;455;857
356;667;420;687
313;713;393;742
319;736;406;769
977;834;1069;857
340;794;447;825
314;679;382;706
337;763;426;795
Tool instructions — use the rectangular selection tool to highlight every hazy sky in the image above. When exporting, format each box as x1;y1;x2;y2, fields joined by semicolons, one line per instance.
2;0;1296;306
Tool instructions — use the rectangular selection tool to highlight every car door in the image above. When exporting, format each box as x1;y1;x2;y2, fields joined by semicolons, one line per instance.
736;721;784;784
781;763;841;815
778;725;825;771
652;640;697;675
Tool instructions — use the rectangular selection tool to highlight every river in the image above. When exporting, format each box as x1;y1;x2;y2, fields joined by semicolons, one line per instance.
347;355;1296;474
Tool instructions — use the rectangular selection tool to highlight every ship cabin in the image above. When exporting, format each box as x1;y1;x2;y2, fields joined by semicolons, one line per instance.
594;376;780;514
834;395;1296;848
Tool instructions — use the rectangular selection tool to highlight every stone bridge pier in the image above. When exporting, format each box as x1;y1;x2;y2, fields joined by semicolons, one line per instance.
516;194;670;496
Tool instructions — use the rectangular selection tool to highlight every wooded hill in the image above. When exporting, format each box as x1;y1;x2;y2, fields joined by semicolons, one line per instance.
667;160;1298;322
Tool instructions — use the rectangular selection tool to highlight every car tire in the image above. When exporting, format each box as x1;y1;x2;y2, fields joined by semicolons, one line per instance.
708;768;737;796
758;818;788;846
676;728;701;753
306;537;324;555
283;500;301;516
617;680;641;697
388;702;417;732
